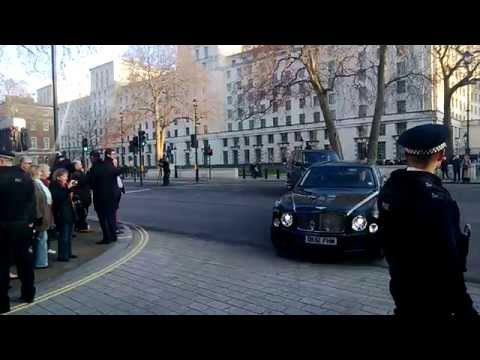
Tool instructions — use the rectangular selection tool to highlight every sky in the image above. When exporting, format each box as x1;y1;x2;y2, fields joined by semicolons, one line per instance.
0;45;242;104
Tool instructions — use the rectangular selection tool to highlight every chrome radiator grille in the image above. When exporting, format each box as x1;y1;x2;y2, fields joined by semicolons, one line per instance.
297;213;346;233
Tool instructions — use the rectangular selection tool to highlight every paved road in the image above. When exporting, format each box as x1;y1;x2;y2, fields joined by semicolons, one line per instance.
119;181;480;282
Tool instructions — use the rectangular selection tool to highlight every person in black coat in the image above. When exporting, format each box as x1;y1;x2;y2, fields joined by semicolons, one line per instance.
452;155;462;183
0;151;37;313
50;168;77;262
378;124;478;318
88;149;121;244
70;160;92;232
160;156;170;186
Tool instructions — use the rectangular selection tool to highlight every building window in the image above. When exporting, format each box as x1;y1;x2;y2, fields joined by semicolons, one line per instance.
295;132;302;142
397;80;406;94
397;61;406;76
324;129;329;140
43;121;49;131
281;133;288;143
377;141;386;160
237;67;241;77
185;152;190;166
260;119;266;128
359;86;367;102
396;122;407;135
268;148;274;163
309;130;317;141
330;110;336;120
43;137;50;149
186;141;191;151
233;137;239;147
223;151;228;165
167;131;171;138
256;135;263;146
268;134;274;144
397;100;407;113
314;96;320;106
31;136;37;149
244;136;250;146
228;109;233;119
285;100;291;111
357;125;368;138
299;114;305;124
186;127;190;136
145;121;149;129
236;81;241;89
286;115;292;126
203;46;209;58
328;93;336;105
272;101;278;113
299;98;306;108
238;122;243;131
273;117;278;127
380;123;386;136
249;120;254;130
174;129;178;137
244;149;250;164
227;96;232;105
359;105;368;118
255;148;262;163
238;108;244;119
223;138;228;147
314;112;321;123
228;123;233;132
248;78;253;89
148;144;152;153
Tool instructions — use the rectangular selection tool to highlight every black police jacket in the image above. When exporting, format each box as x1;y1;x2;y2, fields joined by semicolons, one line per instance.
70;170;91;207
378;169;477;316
0;166;36;224
87;159;121;210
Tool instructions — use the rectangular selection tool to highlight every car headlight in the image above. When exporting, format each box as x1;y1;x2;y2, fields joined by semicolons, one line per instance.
352;215;367;232
280;213;294;228
369;223;378;233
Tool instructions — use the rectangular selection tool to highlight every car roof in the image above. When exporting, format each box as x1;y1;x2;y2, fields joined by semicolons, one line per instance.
310;161;375;169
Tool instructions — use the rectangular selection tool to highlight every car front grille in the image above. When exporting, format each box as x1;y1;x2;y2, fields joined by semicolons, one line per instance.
297;213;346;233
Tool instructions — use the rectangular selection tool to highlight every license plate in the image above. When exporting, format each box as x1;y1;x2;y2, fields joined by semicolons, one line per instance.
305;235;337;246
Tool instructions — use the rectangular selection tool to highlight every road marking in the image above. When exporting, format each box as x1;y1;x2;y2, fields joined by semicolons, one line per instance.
125;189;152;194
5;224;149;315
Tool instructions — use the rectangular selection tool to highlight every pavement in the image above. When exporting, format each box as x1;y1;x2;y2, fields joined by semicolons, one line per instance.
8;228;480;315
5;181;480;315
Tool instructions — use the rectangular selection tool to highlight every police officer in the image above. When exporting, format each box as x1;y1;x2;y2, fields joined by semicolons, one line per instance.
378;124;478;318
0;151;37;314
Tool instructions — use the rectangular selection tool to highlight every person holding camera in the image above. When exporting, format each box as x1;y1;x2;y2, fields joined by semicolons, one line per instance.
50;168;78;262
70;160;92;233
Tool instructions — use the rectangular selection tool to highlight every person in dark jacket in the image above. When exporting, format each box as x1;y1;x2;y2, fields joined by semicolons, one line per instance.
440;155;449;180
0;151;37;313
88;149;121;244
452;155;462;183
160;156;170;186
70;160;92;233
50;168;77;262
378;124;478;318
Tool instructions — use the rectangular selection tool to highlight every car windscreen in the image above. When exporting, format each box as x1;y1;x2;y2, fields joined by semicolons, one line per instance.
304;152;338;165
299;166;376;189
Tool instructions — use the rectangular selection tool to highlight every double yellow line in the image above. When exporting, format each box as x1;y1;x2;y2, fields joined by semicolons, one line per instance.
6;224;149;315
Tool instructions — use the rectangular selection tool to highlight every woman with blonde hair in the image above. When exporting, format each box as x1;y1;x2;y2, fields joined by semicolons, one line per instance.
29;165;54;268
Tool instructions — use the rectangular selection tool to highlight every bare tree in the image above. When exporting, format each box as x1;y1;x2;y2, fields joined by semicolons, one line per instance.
430;45;480;157
0;75;31;102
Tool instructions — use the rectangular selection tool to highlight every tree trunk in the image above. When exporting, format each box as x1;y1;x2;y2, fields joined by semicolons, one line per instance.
317;89;343;159
155;119;166;163
443;83;454;159
367;45;387;165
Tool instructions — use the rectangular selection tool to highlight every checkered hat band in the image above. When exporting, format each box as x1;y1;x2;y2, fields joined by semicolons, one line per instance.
404;142;446;155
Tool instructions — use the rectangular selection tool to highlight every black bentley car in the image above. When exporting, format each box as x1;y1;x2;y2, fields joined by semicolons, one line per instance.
271;162;385;259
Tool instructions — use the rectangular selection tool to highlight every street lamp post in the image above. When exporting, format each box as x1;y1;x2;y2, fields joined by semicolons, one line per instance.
51;45;59;150
463;51;474;155
120;112;124;165
193;99;199;183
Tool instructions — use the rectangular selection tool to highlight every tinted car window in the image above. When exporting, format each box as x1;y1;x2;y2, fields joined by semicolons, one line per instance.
304;152;339;166
300;166;376;189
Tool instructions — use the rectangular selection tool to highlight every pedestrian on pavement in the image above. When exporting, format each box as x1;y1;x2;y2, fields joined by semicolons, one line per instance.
29;165;54;269
103;149;125;234
461;154;472;183
50;168;78;262
452;155;462;183
441;155;449;180
0;150;37;314
39;164;56;255
70;160;92;233
88;149;121;244
378;124;478;318
161;156;170;186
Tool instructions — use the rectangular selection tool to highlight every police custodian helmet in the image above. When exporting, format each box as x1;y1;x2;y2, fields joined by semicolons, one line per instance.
398;124;449;156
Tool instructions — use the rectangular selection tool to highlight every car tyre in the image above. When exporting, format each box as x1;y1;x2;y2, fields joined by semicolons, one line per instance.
272;236;292;257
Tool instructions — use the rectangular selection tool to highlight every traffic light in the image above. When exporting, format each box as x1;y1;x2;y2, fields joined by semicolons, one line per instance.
82;138;88;152
138;131;146;148
129;138;138;153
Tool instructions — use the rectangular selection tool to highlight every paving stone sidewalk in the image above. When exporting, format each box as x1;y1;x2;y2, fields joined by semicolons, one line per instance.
11;229;480;315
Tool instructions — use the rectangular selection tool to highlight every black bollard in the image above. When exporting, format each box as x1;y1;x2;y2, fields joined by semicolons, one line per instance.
276;169;280;179
265;168;268;179
243;167;246;179
174;165;178;178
